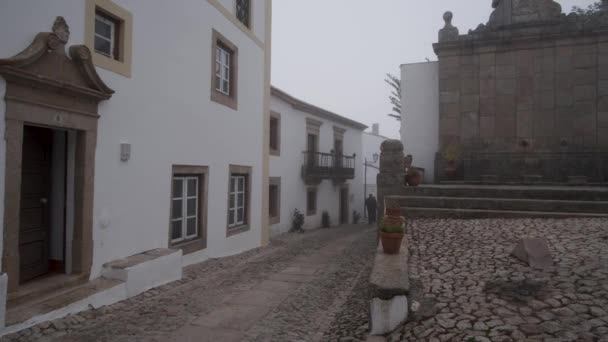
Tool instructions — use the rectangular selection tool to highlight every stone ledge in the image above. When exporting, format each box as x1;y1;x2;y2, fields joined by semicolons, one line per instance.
102;248;182;297
369;238;410;300
369;237;410;336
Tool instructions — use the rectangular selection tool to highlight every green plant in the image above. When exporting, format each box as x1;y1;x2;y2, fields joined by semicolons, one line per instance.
442;143;461;162
572;1;602;15
290;209;305;233
321;211;331;228
380;217;404;234
352;210;361;224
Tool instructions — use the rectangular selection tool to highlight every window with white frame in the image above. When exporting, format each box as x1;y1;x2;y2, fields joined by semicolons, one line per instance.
94;12;118;59
215;44;232;96
171;176;199;243
228;174;247;228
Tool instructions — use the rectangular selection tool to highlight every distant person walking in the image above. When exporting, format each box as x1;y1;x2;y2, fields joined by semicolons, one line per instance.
365;194;377;225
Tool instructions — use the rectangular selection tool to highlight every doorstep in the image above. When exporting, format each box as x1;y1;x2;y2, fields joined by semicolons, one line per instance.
4;277;126;334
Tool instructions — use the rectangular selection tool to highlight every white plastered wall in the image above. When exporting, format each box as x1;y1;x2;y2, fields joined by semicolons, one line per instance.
401;62;439;183
0;0;268;280
269;96;365;236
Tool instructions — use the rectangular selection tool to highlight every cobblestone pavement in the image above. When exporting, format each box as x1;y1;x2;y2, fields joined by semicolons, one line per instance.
389;218;608;342
1;224;376;342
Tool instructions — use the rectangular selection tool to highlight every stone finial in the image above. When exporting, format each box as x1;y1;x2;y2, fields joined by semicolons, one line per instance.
438;11;459;42
48;16;70;52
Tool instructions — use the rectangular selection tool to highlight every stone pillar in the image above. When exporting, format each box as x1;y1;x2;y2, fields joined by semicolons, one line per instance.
377;140;405;226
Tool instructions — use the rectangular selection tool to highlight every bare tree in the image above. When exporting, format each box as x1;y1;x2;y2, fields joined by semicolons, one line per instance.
572;1;603;15
385;73;402;121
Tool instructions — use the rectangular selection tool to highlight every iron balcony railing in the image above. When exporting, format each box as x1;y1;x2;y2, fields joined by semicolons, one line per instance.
301;151;356;181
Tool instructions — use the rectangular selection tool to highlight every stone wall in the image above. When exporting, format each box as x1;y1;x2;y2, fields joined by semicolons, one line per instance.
434;1;608;183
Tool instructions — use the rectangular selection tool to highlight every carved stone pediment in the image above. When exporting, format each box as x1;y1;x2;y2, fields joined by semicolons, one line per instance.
489;0;562;28
0;16;114;101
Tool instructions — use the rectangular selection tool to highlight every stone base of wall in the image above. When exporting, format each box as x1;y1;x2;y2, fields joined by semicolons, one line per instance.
436;152;608;183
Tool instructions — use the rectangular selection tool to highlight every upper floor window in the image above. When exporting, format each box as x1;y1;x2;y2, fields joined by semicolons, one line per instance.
211;30;239;110
269;112;281;156
236;0;251;28
215;44;232;95
86;0;133;77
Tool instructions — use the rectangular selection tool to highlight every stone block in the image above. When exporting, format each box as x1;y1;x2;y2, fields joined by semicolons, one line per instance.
439;79;460;92
480;79;496;98
522;175;543;184
556;73;574;90
599;128;608;148
575;101;597;115
539;90;555;110
369;296;408;336
555;90;574;108
479;66;496;79
599;112;608;128
480;116;495;138
496;65;516;78
573;54;596;69
496;95;516;113
440;56;460;68
599;80;608;96
440;117;459;136
0;273;6;329
511;238;553;269
461;95;480;112
481;174;499;184
480;98;496;116
534;73;554;92
517;49;536;66
573;114;596;136
460;112;479;139
555;56;573;71
497;78;516;95
533;112;555;137
574;85;597;101
460;78;479;95
495;117;516;138
517;111;533;137
440;103;460;118
480;53;495;66
599;64;608;80
574;69;596;85
459;55;479;67
440;91;459;104
496;51;514;66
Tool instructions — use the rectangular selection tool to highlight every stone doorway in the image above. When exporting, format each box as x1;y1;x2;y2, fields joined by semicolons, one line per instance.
0;17;113;294
339;186;349;224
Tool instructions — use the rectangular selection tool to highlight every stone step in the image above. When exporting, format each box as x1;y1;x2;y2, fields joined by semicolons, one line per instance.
5;277;125;329
401;185;608;201
395;196;608;214
401;207;608;219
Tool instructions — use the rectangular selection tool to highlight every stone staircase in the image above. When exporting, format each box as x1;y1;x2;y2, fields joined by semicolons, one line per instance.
389;185;608;219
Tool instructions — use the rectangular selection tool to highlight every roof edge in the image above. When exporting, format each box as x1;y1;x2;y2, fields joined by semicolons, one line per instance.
271;86;368;131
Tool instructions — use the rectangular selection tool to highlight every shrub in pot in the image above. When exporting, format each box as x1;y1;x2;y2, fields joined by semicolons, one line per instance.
406;169;422;187
352;210;361;224
380;212;404;254
290;209;305;233
321;211;331;228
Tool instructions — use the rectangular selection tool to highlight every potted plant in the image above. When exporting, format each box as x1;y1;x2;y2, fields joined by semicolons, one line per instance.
406;168;422;187
321;211;331;228
352;210;361;224
442;143;461;178
380;211;404;254
290;209;305;233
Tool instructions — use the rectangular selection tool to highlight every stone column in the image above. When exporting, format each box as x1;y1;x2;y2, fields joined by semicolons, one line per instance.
376;140;405;227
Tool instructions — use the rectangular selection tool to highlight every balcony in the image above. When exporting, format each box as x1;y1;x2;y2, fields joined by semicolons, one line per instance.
301;151;356;185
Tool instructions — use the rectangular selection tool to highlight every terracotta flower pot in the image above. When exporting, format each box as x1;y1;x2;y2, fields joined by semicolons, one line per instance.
380;231;404;255
386;208;401;217
406;173;421;187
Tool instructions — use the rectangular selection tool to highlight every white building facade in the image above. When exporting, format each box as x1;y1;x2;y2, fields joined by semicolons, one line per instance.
0;0;271;333
362;124;389;199
269;87;366;236
400;62;439;183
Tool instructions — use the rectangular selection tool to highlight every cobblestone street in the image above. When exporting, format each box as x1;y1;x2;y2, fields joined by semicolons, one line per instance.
389;218;608;342
2;225;376;342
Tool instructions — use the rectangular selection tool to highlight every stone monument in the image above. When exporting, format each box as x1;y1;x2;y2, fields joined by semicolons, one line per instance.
433;0;608;183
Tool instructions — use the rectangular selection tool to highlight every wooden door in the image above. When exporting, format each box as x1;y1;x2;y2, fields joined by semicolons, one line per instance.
340;188;349;224
334;139;343;168
19;126;53;283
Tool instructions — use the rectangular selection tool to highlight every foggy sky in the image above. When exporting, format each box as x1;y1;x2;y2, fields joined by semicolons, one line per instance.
271;0;595;139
